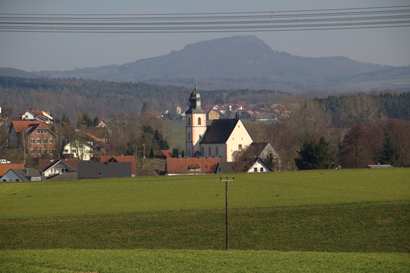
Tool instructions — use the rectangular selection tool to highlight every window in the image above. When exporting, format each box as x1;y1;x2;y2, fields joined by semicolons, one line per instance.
198;117;201;125
49;148;53;154
260;168;264;172
49;138;53;144
30;138;34;144
188;118;191;125
43;138;47;144
238;144;242;150
215;147;218;155
37;148;41;155
30;148;34;155
187;132;190;140
254;167;257;172
208;147;211;156
37;138;41;144
43;148;47;154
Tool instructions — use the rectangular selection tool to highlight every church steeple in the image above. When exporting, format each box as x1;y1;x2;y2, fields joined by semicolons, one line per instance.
186;83;205;114
185;83;207;158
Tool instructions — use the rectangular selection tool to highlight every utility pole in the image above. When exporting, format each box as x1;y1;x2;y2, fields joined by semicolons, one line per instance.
220;177;234;250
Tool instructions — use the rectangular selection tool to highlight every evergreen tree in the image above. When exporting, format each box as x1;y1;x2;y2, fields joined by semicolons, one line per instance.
295;136;336;170
381;129;399;166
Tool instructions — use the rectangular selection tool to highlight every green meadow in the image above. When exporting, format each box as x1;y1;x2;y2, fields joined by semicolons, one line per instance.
1;168;409;272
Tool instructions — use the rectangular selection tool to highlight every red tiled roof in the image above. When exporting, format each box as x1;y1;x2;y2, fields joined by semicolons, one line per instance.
0;163;25;176
11;121;49;135
154;150;173;159
166;157;221;174
100;155;137;175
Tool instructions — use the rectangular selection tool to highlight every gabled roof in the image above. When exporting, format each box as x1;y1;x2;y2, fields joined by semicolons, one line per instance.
100;155;137;176
154;150;173;159
7;168;41;181
39;159;81;173
0;163;24;177
200;119;240;144
11;121;43;134
247;158;272;172
166;157;221;175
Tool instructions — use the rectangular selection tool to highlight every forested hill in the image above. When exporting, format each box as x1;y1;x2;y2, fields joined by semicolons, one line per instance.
0;76;284;120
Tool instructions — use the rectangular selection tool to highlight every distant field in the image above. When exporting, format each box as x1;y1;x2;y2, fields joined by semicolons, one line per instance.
1;249;409;273
1;168;409;219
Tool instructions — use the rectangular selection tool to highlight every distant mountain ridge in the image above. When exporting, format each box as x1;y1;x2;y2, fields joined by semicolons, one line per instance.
32;35;389;83
1;35;409;92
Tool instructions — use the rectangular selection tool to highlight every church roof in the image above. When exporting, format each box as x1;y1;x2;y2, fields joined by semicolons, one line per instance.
200;119;240;144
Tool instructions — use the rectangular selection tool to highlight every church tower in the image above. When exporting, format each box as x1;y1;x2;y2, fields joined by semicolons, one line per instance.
185;83;207;158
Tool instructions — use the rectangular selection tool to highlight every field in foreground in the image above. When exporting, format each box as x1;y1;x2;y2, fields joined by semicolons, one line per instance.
1;169;409;272
1;168;409;219
1;249;409;273
1;201;409;252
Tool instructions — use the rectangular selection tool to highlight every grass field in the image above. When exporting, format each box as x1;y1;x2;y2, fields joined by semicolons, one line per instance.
1;168;409;219
2;249;409;273
1;168;409;272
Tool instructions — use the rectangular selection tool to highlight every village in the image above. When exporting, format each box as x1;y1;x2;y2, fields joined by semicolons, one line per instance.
0;85;285;182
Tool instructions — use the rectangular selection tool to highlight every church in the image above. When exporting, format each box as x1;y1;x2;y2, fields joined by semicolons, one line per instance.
185;84;253;162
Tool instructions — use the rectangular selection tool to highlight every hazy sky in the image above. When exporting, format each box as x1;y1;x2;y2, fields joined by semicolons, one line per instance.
1;0;409;72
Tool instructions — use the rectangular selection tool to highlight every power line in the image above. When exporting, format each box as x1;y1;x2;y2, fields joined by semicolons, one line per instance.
1;5;409;33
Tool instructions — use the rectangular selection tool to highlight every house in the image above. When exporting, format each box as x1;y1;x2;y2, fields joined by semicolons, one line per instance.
165;157;221;175
63;129;101;161
185;84;253;162
38;159;80;178
154;150;173;159
9;121;57;157
0;163;25;178
100;155;137;177
248;142;281;171
19;109;53;124
96;118;110;129
77;162;132;179
207;109;220;120
246;158;272;173
1;168;41;182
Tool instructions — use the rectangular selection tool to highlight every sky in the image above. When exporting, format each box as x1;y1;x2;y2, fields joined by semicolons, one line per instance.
1;0;409;72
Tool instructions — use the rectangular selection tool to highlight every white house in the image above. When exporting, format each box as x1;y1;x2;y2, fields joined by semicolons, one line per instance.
185;84;253;162
246;158;272;173
39;159;79;178
19;109;53;124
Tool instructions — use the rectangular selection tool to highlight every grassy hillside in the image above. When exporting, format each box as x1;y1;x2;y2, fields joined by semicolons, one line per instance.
1;168;409;219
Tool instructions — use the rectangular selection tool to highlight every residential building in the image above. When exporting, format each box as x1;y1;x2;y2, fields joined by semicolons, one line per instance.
165;157;221;175
9;121;57;157
1;168;41;182
19;109;53;124
39;159;80;178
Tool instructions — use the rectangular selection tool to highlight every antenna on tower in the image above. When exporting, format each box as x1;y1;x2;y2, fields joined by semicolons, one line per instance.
195;76;197;90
